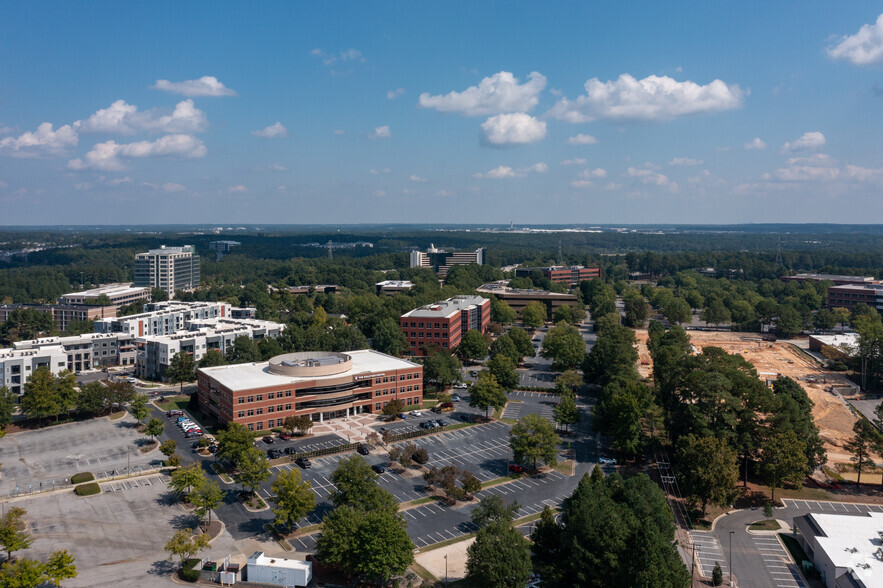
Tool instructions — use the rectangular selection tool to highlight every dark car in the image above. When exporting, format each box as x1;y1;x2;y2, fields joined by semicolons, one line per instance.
268;449;282;459
208;445;218;454
167;409;183;417
371;464;386;474
357;444;372;455
378;427;389;435
508;464;524;473
435;419;448;427
262;436;274;444
295;457;312;469
185;431;203;438
284;446;296;455
192;441;201;449
420;421;434;430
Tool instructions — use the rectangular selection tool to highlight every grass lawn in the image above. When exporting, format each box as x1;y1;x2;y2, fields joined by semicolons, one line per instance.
749;519;781;531
108;410;126;420
155;396;189;412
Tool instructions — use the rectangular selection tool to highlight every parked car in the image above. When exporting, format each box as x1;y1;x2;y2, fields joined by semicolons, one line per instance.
185;431;203;439
279;432;291;440
295;457;311;469
409;410;422;417
398;413;407;420
508;464;524;473
437;402;454;412
208;445;218;454
176;416;189;423
435;419;448;427
167;409;183;417
420;421;434;430
284;446;296;455
357;444;372;455
262;436;274;444
378;427;389;435
451;394;462;402
469;371;479;377
598;457;617;465
267;449;282;459
371;464;386;474
453;383;467;389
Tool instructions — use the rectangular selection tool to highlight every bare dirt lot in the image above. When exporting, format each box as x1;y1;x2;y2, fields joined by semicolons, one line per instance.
635;329;861;467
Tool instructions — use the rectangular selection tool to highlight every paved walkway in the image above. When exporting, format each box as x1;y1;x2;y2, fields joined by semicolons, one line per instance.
309;414;383;443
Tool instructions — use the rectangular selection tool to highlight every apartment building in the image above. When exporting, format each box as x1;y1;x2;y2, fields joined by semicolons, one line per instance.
514;265;601;287
376;280;414;296
134;245;200;293
13;332;137;371
400;295;490;357
197;350;422;430
409;244;485;277
0;346;67;398
94;301;230;337
57;283;150;310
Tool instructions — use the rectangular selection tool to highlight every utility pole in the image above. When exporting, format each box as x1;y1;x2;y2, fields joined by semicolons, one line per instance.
729;530;734;586
444;554;448;587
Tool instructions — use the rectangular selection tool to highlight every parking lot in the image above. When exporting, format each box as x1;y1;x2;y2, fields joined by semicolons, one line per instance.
0;413;157;495
503;392;558;421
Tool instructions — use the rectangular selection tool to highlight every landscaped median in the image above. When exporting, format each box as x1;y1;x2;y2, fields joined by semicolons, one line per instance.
74;482;101;496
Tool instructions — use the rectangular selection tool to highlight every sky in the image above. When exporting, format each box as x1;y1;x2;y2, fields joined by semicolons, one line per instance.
3;2;883;225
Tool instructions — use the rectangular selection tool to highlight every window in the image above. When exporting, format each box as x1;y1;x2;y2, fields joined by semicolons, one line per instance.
257;408;263;415
285;390;292;397
277;418;284;427
247;409;254;416
268;406;274;413
383;376;389;383
238;411;245;418
407;397;413;406
400;387;405;394
442;342;448;348
277;405;283;412
256;422;263;431
256;394;263;401
247;423;254;431
407;373;412;380
247;396;254;403
375;378;381;384
267;392;275;400
418;322;423;328
407;385;412;392
414;384;420;391
375;403;381;410
285;403;292;411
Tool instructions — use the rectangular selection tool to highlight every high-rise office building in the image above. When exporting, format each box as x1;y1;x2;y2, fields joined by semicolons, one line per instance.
409;244;484;277
134;245;200;294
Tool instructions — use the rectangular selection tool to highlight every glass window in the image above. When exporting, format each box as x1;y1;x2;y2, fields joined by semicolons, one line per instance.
256;422;263;430
256;394;263;401
247;423;253;431
238;411;245;418
267;392;275;400
247;409;254;416
257;408;263;415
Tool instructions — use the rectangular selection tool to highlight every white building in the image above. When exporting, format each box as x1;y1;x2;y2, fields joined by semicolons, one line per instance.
94;301;231;337
13;332;137;371
0;346;67;397
134;245;200;293
794;511;883;588
57;283;150;310
245;552;311;587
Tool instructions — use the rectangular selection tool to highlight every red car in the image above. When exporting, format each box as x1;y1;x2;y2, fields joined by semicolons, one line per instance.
508;464;524;473
279;432;291;440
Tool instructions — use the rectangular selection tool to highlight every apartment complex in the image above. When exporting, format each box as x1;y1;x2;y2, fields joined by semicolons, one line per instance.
13;332;137;371
134;245;200;293
826;284;883;311
197;350;422;430
94;301;229;337
0;346;67;398
409;244;485;277
400;295;490;357
793;511;883;588
477;282;579;317
57;283;150;310
514;265;601;287
781;273;879;286
0;303;116;332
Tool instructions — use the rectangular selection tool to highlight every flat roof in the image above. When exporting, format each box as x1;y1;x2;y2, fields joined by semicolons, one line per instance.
247;552;311;571
60;283;147;298
786;273;878;282
829;283;883;291
809;333;859;351
376;280;414;287
477;284;578;298
200;349;419;391
0;345;66;360
402;295;488;318
808;512;883;586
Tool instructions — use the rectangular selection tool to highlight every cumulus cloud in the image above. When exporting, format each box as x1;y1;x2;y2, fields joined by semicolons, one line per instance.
373;190;386;197
387;88;405;100
548;74;744;122
828;14;883;65
252;122;288;138
410;174;427;182
773;154;840;182
524;162;549;173
106;176;132;186
566;133;598;145
67;134;206;171
480;113;546;146
473;162;547;179
780;131;826;154
162;182;186;192
374;126;391;139
0;123;78;158
570;168;607;188
419;71;547;116
627;166;677;190
745;137;767;150
152;76;236;97
669;157;703;166
311;48;366;66
228;185;248;192
76;99;207;134
561;158;587;166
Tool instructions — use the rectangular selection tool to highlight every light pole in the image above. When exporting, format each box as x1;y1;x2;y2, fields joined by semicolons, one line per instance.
444;553;448;587
729;530;734;586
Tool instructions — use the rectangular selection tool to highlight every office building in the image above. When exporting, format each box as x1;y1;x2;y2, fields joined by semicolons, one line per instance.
0;346;67;398
197;350;422;430
808;333;859;355
0;303;116;333
477;282;579;317
400;295;490;357
782;273;879;286
514;265;601;287
376;280;414;296
57;283;150;311
134;245;200;293
827;284;883;312
409;244;484;277
793;511;883;587
208;240;240;260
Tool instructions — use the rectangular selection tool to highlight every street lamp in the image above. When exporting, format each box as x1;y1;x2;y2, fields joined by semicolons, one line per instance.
729;530;735;586
444;553;448;587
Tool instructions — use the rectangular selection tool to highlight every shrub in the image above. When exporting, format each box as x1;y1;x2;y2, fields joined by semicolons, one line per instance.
74;482;100;496
71;472;94;484
167;454;182;467
413;447;429;465
763;501;774;519
181;558;201;582
712;562;723;586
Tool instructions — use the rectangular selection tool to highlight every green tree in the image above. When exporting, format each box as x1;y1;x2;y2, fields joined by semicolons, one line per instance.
76;381;110;416
555;370;583;393
329;455;398;514
197;348;227;368
164;528;210;566
663;297;692;325
144;417;164;441
160;439;177;458
381;398;406;418
530;505;560;581
44;549;77;587
271;468;316;532
521;301;547;328
593;377;649;458
0;507;31;561
466;520;532;588
509;414;560;469
422;350;461;389
20;367;61;421
166;351;195;393
151;287;169;302
168;462;206;496
759;430;808;502
776;305;804;338
191;480;224;528
813;308;836;331
371;318;409;357
471;494;521;528
469;372;508;419
0;386;17;428
674;435;739;515
0;558;46;588
226;336;261;364
487;354;519;390
458;329;489;365
508;326;534;359
236;447;271;495
489;334;519;363
844;418;879;486
215;422;254;464
622;292;649;328
128;394;149;423
491;299;517;325
540;321;586;371
554;391;581;433
712;562;723;586
701;299;731;327
770;377;827;472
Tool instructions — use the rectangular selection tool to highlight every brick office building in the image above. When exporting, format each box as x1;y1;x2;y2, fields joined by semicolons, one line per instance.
197;350;422;431
514;265;601;287
826;284;883;311
399;295;491;357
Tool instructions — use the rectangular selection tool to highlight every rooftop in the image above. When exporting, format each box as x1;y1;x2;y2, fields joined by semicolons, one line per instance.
247;551;311;572
785;273;879;283
477;283;578;298
376;280;414;288
60;283;148;298
401;295;488;318
199;349;418;391
0;345;66;360
138;245;196;256
807;512;883;587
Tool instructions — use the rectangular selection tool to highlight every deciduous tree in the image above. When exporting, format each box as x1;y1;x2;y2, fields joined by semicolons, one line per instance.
272;468;316;532
44;549;77;587
164;528;210;566
509;414;560;469
236;447;271;495
540;321;586;371
166;351;195;393
191;480;224;528
674;435;739;515
759;430;807;502
458;329;489;365
521;301;547;328
468;372;507;419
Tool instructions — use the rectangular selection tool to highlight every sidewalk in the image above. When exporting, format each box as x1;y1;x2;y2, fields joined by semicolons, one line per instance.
310;414;383;443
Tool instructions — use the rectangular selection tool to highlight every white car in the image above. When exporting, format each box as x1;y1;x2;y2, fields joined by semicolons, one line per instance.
409;410;422;417
454;383;468;389
598;457;617;465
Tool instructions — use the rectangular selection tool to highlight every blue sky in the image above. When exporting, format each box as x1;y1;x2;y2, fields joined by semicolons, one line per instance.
2;2;883;225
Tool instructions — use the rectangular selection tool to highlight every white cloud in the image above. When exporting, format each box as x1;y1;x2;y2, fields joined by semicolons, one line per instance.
418;71;547;116
162;182;186;192
560;158;587;166
844;164;883;182
473;166;519;179
828;14;883;65
252;122;287;138
669;157;703;166
333;129;346;135
627;166;677;190
228;185;248;192
387;88;405;100
744;137;767;150
152;76;236;97
0;122;78;158
267;163;287;171
402;188;417;195
781;131;826;154
106;176;132;185
410;174;427;182
566;133;598;145
524;162;548;173
76;99;207;134
373;190;387;197
480;113;546;146
579;168;607;179
570;180;595;188
67;134;206;171
0;125;16;135
548;74;744;122
74;182;92;191
311;48;366;66
369;168;390;175
374;126;391;139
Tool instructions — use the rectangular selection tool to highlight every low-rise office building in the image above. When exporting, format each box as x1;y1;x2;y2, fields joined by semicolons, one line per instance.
0;346;67;398
208;240;240;260
793;511;883;587
477;282;579;317
782;273;879;286
400;295;490;357
57;283;150;311
409;244;484;277
514;265;601;287
0;303;116;333
827;284;883;312
197;350;422;430
376;280;414;295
